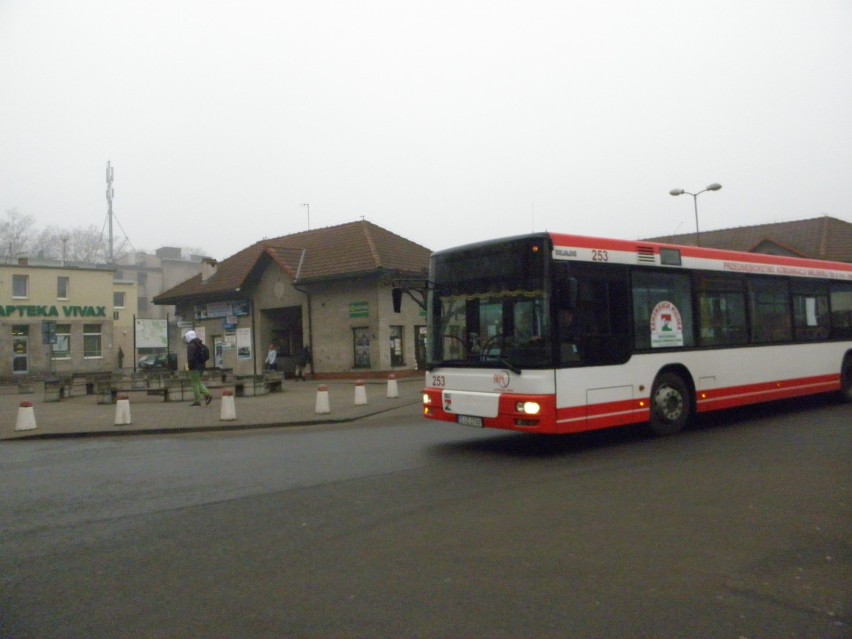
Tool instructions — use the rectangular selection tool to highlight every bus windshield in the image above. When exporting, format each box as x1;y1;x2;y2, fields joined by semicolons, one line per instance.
427;236;553;370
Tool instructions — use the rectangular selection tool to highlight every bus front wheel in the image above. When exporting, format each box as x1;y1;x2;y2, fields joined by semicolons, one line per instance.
649;372;691;436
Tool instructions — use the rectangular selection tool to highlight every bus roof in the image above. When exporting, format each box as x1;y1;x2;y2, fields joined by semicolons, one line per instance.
549;232;852;281
431;232;851;281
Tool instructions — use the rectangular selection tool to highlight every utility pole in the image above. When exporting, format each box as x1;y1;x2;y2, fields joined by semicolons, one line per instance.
106;161;115;262
301;202;310;229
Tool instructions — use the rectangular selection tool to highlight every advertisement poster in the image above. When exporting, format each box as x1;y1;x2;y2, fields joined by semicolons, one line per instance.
236;327;252;360
223;317;238;348
135;319;168;349
195;300;250;320
650;301;684;348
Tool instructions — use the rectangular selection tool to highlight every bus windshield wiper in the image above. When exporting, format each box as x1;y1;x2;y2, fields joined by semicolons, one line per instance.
492;357;522;375
427;358;521;374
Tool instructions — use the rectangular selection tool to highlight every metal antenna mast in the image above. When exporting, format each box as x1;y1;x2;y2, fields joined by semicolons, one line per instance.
106;161;115;262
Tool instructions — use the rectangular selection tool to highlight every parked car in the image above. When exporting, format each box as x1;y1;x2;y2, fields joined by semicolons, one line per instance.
137;353;177;371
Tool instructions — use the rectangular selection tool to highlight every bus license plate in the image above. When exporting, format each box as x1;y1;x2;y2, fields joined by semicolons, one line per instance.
457;415;483;428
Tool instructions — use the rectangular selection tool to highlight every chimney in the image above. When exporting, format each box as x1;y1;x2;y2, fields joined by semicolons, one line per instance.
201;257;218;281
18;257;28;266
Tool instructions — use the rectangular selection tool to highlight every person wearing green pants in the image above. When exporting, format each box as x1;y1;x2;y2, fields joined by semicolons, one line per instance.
184;330;212;406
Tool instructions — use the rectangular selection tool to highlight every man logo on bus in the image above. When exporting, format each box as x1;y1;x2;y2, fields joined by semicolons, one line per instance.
493;371;510;389
650;301;684;348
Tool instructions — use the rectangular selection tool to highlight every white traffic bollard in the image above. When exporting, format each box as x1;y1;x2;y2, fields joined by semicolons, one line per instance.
386;373;399;399
114;395;132;425
220;390;236;421
15;401;37;431
354;379;368;406
315;384;331;414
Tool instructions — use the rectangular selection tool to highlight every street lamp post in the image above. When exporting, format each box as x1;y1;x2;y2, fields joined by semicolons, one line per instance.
668;183;722;246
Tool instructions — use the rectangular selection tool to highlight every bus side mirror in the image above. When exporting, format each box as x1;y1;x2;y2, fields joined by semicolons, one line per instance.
392;287;403;313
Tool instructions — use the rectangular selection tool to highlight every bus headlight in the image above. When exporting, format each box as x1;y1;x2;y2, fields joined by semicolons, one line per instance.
422;393;432;405
516;401;541;415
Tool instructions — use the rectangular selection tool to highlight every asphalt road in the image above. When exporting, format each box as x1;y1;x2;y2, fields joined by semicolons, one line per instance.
1;396;850;638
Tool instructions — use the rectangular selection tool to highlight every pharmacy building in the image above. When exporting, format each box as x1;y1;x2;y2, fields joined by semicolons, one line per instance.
0;259;137;378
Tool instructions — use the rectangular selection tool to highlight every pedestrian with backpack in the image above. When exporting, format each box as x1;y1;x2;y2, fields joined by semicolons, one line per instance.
184;330;213;406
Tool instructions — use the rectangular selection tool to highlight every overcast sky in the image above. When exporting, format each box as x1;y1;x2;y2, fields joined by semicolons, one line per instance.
1;0;850;260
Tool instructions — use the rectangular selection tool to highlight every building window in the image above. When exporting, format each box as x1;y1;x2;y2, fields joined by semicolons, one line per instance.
353;327;371;368
389;325;405;366
114;291;126;309
83;324;102;358
57;276;70;299
53;324;71;359
12;325;29;373
12;274;28;298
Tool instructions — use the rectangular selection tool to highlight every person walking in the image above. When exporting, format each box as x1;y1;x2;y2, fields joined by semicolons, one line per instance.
265;343;278;371
184;330;213;406
294;345;311;381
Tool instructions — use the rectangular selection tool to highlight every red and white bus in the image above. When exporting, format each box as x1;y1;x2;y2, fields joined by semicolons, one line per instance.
421;233;852;435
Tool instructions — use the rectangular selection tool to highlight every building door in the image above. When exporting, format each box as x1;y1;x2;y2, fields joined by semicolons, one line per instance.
353;327;371;368
389;325;404;366
415;325;427;370
213;336;224;368
12;325;29;374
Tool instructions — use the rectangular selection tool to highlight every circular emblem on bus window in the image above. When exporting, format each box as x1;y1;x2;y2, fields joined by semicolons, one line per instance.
650;301;684;348
494;371;511;389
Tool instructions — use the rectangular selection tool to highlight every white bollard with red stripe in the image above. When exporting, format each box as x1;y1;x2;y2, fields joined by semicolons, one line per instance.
354;379;368;406
220;390;236;421
114;394;132;425
386;373;399;399
315;384;331;414
15;401;37;431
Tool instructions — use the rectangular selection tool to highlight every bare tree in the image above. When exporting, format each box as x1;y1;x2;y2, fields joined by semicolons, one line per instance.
30;225;64;260
1;208;35;262
1;208;205;264
66;225;108;263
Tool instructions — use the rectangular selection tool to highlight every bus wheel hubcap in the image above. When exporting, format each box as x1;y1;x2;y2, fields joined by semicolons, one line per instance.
655;386;682;421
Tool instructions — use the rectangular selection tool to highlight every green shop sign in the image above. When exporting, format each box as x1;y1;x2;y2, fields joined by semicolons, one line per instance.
348;301;369;319
0;305;107;318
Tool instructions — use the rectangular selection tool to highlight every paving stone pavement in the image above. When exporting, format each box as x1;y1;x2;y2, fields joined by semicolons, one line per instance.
1;377;424;440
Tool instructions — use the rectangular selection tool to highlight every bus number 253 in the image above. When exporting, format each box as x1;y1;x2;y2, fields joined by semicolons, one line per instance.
431;375;446;387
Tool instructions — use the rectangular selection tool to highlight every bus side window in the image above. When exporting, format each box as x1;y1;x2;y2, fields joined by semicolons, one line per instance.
632;270;694;350
830;282;852;339
558;265;630;365
696;274;747;346
791;280;830;340
748;277;792;343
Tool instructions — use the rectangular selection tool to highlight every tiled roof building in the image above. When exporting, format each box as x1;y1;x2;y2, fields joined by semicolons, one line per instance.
646;215;851;263
155;220;431;378
156;219;430;303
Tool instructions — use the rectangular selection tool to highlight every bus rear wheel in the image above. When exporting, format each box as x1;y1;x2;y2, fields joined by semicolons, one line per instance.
841;354;852;403
649;372;691;436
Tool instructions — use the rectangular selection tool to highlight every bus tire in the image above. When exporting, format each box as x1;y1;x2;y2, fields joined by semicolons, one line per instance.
841;354;852;403
649;371;691;436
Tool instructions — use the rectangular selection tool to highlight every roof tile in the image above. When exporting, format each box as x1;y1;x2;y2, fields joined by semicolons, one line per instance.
155;220;431;303
646;215;851;263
